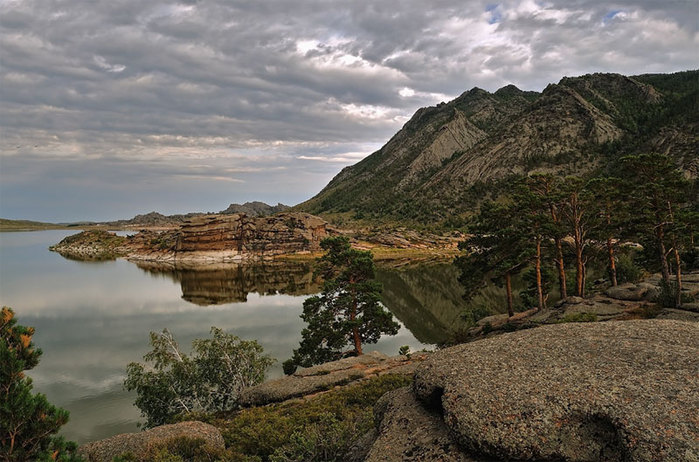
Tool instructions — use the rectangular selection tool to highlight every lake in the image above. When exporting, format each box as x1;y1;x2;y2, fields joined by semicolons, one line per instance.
0;230;469;444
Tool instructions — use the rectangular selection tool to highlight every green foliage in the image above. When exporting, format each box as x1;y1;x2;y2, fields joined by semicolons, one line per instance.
281;359;297;376
290;237;399;368
0;307;84;462
269;413;357;462
218;374;411;461
520;266;554;309
615;253;643;284
657;281;693;308
124;327;274;428
114;436;245;462
460;305;492;328
398;345;410;356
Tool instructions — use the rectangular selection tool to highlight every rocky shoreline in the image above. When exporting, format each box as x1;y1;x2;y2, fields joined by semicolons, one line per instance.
49;212;462;267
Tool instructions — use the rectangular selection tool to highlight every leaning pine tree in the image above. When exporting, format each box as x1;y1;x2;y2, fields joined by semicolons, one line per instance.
289;237;399;369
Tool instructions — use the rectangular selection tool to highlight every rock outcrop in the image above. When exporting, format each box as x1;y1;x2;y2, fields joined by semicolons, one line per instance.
51;212;336;264
79;421;224;462
363;320;699;462
239;351;429;407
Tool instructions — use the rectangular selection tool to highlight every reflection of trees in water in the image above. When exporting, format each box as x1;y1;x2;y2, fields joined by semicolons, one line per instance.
135;262;319;306
135;261;516;345
376;264;468;345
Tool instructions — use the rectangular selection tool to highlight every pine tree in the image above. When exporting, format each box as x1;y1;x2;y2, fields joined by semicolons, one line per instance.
621;153;692;307
0;307;82;462
291;237;399;368
456;200;530;317
586;176;629;287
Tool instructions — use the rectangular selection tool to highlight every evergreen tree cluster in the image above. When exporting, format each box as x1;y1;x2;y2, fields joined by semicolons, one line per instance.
456;153;697;316
1;307;83;462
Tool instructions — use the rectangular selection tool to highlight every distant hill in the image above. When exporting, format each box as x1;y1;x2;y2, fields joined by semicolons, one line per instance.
0;218;64;231
297;70;698;229
220;201;290;216
104;202;290;227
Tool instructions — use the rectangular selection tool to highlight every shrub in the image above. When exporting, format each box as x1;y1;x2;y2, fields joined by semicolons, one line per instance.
615;254;643;284
218;374;411;460
124;327;274;428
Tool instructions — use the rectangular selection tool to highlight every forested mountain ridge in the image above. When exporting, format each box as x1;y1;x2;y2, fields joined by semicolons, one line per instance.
297;70;698;229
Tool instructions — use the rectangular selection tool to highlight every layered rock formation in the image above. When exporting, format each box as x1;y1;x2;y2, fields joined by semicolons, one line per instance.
51;212;335;264
362;320;699;462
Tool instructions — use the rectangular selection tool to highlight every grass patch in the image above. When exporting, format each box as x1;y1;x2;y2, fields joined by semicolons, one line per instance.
209;374;412;461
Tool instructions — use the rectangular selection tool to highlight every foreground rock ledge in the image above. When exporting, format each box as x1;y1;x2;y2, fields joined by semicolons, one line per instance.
79;421;224;462
365;320;698;462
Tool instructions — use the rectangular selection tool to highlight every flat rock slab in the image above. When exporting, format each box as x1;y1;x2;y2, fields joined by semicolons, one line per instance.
79;421;224;462
414;320;698;462
239;351;429;407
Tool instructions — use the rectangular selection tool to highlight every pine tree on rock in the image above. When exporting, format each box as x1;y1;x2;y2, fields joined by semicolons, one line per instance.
291;237;399;368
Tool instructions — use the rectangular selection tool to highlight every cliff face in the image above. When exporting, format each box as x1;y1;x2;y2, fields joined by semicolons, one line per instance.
298;70;698;225
174;213;329;256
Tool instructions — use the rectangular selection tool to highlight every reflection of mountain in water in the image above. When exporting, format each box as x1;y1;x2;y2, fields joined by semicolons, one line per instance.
136;262;319;305
376;263;467;345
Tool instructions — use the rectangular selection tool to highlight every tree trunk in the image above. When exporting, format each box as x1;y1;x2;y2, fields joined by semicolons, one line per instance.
673;247;683;308
607;237;618;286
349;286;363;355
554;238;567;298
549;205;567;299
535;237;544;312
352;327;363;355
505;271;514;317
575;239;584;297
656;224;671;285
667;201;683;308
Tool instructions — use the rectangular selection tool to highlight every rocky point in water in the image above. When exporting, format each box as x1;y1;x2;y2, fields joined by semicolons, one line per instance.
50;212;335;264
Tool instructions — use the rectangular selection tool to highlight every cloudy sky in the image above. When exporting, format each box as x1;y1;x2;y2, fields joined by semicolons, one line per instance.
1;0;697;221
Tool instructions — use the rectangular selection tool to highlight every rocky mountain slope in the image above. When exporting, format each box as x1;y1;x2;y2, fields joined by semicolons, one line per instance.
298;70;698;227
220;201;290;216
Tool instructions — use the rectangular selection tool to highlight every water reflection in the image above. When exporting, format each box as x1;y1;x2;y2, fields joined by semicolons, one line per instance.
132;260;470;345
1;231;449;444
135;262;320;305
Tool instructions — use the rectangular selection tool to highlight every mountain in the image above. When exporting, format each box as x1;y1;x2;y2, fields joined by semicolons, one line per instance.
297;71;698;229
220;201;290;216
103;202;289;227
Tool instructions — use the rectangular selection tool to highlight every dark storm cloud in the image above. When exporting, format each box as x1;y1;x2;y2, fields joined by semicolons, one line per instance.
0;0;696;220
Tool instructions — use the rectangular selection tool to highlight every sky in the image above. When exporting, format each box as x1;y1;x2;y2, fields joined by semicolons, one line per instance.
0;0;697;222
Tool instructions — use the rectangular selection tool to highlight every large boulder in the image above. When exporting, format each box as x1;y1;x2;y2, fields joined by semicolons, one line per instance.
79;421;225;462
363;387;486;462
365;320;698;462
604;282;658;301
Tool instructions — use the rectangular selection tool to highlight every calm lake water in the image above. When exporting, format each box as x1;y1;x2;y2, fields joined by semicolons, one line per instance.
0;230;469;444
